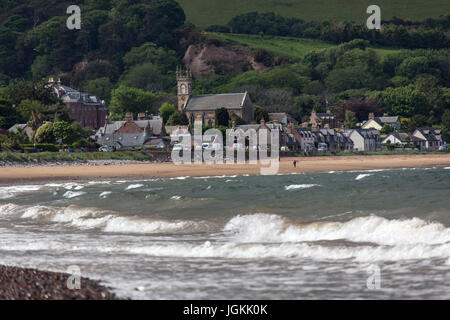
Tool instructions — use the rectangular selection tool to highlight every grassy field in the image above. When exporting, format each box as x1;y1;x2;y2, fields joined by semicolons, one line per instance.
208;32;401;59
178;0;449;28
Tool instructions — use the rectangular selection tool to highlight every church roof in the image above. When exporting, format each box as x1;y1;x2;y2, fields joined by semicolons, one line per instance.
185;93;247;111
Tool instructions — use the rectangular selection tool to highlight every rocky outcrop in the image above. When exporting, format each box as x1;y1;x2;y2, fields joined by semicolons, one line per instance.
183;43;268;78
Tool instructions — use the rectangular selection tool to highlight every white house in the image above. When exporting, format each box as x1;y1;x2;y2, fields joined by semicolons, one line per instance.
361;113;401;131
347;129;381;151
411;128;443;151
382;132;410;145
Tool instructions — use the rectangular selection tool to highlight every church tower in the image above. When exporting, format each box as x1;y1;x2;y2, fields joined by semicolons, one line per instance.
176;66;192;111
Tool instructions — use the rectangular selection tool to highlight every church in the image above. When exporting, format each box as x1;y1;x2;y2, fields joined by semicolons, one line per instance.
176;68;254;126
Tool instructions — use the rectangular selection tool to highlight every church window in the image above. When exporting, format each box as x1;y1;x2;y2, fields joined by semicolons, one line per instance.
181;84;186;94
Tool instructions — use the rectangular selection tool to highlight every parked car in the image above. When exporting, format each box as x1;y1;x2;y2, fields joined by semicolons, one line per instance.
99;145;114;152
439;144;448;151
317;143;328;152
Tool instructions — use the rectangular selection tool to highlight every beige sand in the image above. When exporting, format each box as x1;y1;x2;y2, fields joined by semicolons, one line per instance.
1;154;450;184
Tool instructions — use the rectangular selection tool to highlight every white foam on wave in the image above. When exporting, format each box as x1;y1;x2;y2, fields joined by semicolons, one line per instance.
0;185;42;199
284;184;320;191
171;195;182;200
223;214;450;246
0;203;21;216
0;203;199;234
355;174;372;180
99;191;112;198
125;184;144;190
63;191;86;199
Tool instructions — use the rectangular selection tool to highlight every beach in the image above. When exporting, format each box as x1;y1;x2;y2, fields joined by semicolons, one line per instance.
0;266;119;300
1;154;450;184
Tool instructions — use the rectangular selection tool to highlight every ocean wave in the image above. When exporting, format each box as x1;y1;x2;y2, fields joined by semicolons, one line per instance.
63;191;86;199
355;174;372;180
125;184;144;190
284;184;320;191
223;214;450;246
0;203;201;234
0;185;42;199
3;239;446;263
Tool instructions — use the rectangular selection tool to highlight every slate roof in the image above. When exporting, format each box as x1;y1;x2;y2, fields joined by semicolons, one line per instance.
97;119;162;136
185;93;247;111
53;84;104;105
414;128;442;142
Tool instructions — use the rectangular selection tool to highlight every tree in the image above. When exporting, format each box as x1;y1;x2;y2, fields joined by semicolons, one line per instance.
17;99;45;122
34;122;55;143
254;105;269;123
109;86;158;117
166;110;188;126
0;96;20;129
441;110;450;142
344;110;357;129
52;121;85;144
380;123;392;134
405;114;428;133
82;77;114;104
215;107;230;127
230;113;246;125
158;103;177;124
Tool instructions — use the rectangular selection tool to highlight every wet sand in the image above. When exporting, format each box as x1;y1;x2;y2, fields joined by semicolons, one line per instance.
1;154;450;184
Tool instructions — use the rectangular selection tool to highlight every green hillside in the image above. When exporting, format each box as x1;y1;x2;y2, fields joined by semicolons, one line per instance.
208;32;400;59
178;0;450;28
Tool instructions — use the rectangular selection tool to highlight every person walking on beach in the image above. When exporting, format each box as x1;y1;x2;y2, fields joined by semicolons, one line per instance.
293;160;297;168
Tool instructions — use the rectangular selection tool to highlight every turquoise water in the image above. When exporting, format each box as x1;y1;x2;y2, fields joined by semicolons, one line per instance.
0;167;449;299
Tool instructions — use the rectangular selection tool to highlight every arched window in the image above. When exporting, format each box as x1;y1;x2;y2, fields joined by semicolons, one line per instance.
181;84;186;94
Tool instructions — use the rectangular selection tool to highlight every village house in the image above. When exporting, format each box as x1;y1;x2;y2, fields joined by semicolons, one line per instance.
362;113;401;131
8;123;34;141
177;68;254;126
411;128;444;151
303;110;339;129
382;132;410;145
228;119;284;149
346;129;381;151
268;113;298;125
95;113;164;149
286;124;315;151
47;78;109;129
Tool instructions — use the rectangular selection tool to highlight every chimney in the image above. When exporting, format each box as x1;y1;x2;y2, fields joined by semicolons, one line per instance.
383;113;388;117
48;78;55;85
57;78;62;85
324;124;330;129
260;118;265;126
125;112;133;122
137;113;146;120
232;120;236;129
326;110;331;115
369;112;375;120
105;115;109;124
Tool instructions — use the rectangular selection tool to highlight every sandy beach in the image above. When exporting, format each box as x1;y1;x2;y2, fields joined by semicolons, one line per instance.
1;154;450;184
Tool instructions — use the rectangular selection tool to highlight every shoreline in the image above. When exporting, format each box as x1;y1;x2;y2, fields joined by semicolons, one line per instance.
1;154;450;185
0;265;120;300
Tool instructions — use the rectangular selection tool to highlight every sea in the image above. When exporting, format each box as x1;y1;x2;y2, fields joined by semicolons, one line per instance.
0;167;449;299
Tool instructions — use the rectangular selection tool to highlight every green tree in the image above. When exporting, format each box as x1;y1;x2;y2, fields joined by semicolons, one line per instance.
17;99;45;122
159;103;177;124
34;122;55;143
52;121;85;144
166;110;188;126
344;110;357;129
406;114;428;133
215;107;230;127
380;123;392;134
110;86;158;117
254;105;269;123
441;110;450;142
82;77;114;104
